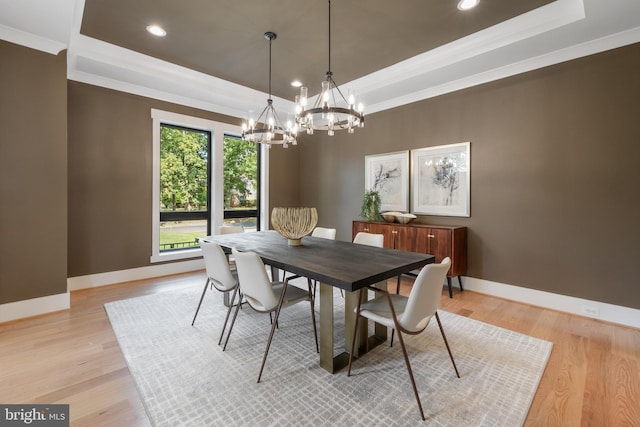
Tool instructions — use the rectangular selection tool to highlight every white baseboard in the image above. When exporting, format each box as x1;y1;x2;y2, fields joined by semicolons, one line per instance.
0;293;70;323
461;276;640;329
67;259;205;291
6;263;638;330
1;260;205;323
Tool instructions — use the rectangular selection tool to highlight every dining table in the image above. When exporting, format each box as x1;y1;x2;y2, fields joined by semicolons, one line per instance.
201;230;435;373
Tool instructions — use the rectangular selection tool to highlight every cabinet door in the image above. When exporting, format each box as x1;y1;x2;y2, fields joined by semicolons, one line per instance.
353;221;466;279
352;221;369;238
396;226;429;253
427;228;452;263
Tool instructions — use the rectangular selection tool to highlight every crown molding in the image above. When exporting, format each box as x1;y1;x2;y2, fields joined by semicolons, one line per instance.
0;24;66;54
366;26;640;114
5;0;640;119
355;0;585;95
67;33;296;119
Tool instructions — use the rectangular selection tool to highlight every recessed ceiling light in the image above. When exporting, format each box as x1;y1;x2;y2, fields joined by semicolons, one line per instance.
457;0;479;11
290;80;303;88
146;25;167;37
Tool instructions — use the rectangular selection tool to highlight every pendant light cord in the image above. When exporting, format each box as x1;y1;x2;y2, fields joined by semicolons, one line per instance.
268;35;272;98
328;0;332;75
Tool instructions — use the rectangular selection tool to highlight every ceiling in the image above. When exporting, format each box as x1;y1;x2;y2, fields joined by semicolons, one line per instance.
78;0;553;99
1;0;640;119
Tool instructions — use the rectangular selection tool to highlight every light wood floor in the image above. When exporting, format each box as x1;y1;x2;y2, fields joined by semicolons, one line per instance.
1;272;638;426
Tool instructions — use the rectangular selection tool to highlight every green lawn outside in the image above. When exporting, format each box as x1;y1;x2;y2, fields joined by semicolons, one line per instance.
159;215;257;250
160;230;206;247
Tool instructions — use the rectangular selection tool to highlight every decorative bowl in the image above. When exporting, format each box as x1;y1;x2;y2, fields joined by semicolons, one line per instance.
395;213;417;224
381;212;397;223
271;207;318;246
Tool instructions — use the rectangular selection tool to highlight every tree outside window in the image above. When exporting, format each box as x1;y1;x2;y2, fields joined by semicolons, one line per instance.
222;136;259;231
159;125;210;251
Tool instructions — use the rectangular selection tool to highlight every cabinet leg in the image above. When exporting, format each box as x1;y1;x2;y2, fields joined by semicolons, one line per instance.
458;276;464;292
447;276;453;298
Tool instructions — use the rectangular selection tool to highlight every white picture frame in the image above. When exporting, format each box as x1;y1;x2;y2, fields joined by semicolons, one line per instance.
365;150;409;212
411;142;470;217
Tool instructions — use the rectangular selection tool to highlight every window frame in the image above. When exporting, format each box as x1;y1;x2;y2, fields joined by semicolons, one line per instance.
151;109;270;263
222;134;262;231
159;123;212;251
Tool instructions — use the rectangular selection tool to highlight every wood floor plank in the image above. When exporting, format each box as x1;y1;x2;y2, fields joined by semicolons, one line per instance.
0;271;638;426
580;331;611;427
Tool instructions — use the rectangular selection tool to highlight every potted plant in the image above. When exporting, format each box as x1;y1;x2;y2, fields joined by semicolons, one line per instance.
360;190;382;221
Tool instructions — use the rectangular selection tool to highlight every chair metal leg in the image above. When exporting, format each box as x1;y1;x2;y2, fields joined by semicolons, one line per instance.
347;289;364;377
191;278;210;326
385;293;426;421
257;280;290;383
222;290;243;351
218;286;239;345
389;274;402;347
394;327;426;421
307;278;319;353
435;311;460;378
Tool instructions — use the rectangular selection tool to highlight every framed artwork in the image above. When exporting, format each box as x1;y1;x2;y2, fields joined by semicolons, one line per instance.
411;142;470;217
365;150;409;212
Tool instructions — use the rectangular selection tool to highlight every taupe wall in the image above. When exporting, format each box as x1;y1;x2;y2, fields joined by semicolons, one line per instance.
268;144;300;211
3;38;638;312
0;41;68;304
67;82;297;277
298;42;640;309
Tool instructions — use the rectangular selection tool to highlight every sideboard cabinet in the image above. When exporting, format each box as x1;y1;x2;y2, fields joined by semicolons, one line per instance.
352;221;467;298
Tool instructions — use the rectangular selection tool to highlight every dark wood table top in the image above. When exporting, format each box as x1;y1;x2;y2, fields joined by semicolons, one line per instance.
201;231;434;292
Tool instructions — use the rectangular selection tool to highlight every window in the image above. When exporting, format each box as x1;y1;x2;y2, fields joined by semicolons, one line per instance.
151;109;270;263
159;124;211;252
223;135;260;231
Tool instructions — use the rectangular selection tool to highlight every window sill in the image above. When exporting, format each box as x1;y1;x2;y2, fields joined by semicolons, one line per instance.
150;247;202;263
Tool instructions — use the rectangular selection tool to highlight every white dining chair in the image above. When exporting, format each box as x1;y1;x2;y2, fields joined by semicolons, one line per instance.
192;241;240;347
224;248;319;382
347;257;460;421
312;226;337;240
353;231;384;247
218;225;245;235
217;225;244;270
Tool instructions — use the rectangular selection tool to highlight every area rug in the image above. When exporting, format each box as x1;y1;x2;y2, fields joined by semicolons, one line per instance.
105;282;552;426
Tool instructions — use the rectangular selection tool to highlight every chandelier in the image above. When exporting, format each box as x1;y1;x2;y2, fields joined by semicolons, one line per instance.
294;0;364;136
242;32;297;148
